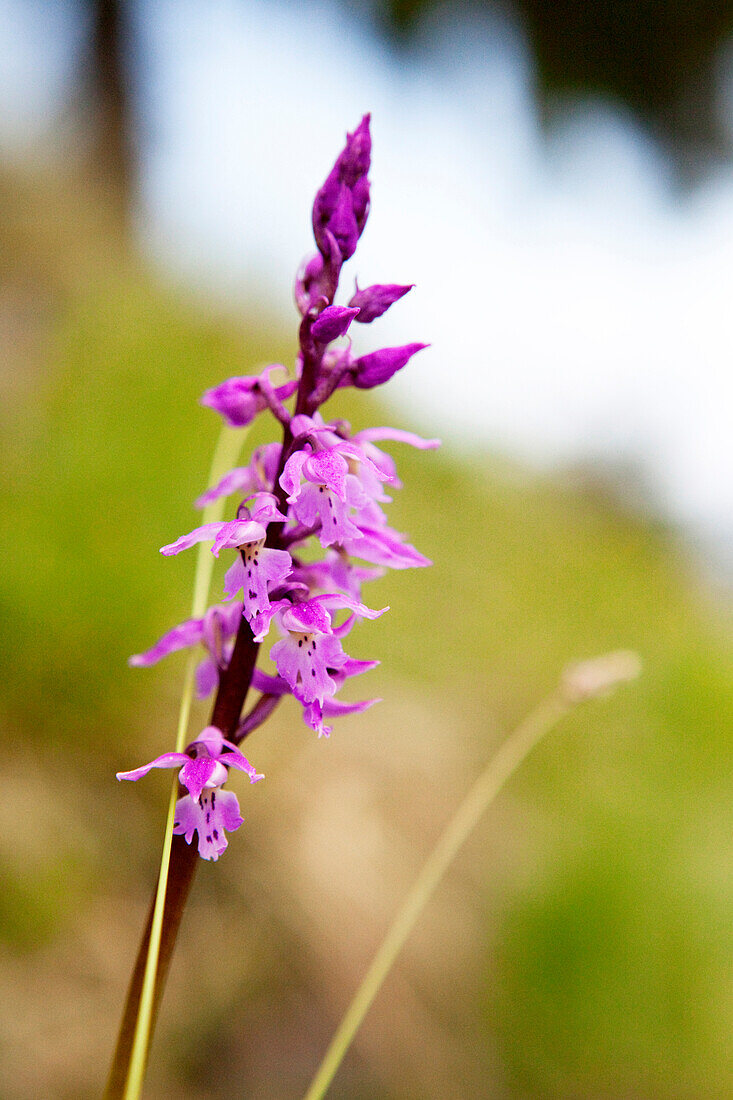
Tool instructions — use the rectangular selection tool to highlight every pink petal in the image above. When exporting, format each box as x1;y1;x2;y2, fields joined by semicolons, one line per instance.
116;752;189;782
353;427;441;449
129;617;204;666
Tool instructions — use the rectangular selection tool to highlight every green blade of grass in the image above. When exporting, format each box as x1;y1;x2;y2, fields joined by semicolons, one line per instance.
304;651;640;1100
113;424;246;1100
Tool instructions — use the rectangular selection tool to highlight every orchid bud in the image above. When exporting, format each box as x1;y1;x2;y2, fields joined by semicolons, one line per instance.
352;342;429;389
349;282;413;323
312;305;360;343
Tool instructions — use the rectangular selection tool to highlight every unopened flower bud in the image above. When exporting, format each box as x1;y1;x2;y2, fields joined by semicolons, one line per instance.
311;115;372;259
349;282;414;323
312;305;360;343
352;342;429;389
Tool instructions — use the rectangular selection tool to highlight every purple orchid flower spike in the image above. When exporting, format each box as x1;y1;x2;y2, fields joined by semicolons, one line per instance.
122;115;437;869
117;726;263;861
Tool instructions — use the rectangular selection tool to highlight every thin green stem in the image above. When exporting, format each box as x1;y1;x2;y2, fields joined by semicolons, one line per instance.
302;691;571;1100
119;425;246;1100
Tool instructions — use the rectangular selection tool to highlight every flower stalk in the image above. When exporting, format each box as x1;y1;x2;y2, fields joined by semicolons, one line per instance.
108;115;437;1096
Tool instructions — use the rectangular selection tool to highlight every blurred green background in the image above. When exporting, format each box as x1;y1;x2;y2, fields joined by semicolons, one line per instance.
1;3;732;1098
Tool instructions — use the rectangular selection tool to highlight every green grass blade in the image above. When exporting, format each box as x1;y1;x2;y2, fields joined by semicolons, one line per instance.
303;645;638;1100
302;690;571;1100
121;425;246;1100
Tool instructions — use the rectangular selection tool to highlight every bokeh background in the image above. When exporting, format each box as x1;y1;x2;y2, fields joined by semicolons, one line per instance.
1;2;732;1097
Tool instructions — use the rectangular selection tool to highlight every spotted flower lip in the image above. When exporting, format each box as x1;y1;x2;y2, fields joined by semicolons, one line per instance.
269;594;386;706
117;726;264;861
174;788;244;862
223;543;292;626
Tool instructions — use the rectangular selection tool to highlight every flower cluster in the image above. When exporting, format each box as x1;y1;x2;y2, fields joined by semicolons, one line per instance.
118;115;438;859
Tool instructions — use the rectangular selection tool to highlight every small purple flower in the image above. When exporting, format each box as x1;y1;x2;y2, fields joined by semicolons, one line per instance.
281;441;393;548
201;365;297;428
269;595;386;706
269;599;346;705
280;447;366;547
162;494;287;558
117;726;263;861
161;518;266;558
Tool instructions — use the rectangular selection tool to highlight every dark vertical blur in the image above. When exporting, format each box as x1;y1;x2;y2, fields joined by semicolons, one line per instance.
81;0;134;226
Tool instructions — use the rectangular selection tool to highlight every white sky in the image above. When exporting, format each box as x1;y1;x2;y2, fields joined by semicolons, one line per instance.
2;0;732;561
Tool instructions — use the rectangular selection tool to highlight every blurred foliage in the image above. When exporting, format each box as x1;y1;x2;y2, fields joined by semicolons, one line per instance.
0;165;731;1098
371;0;733;171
